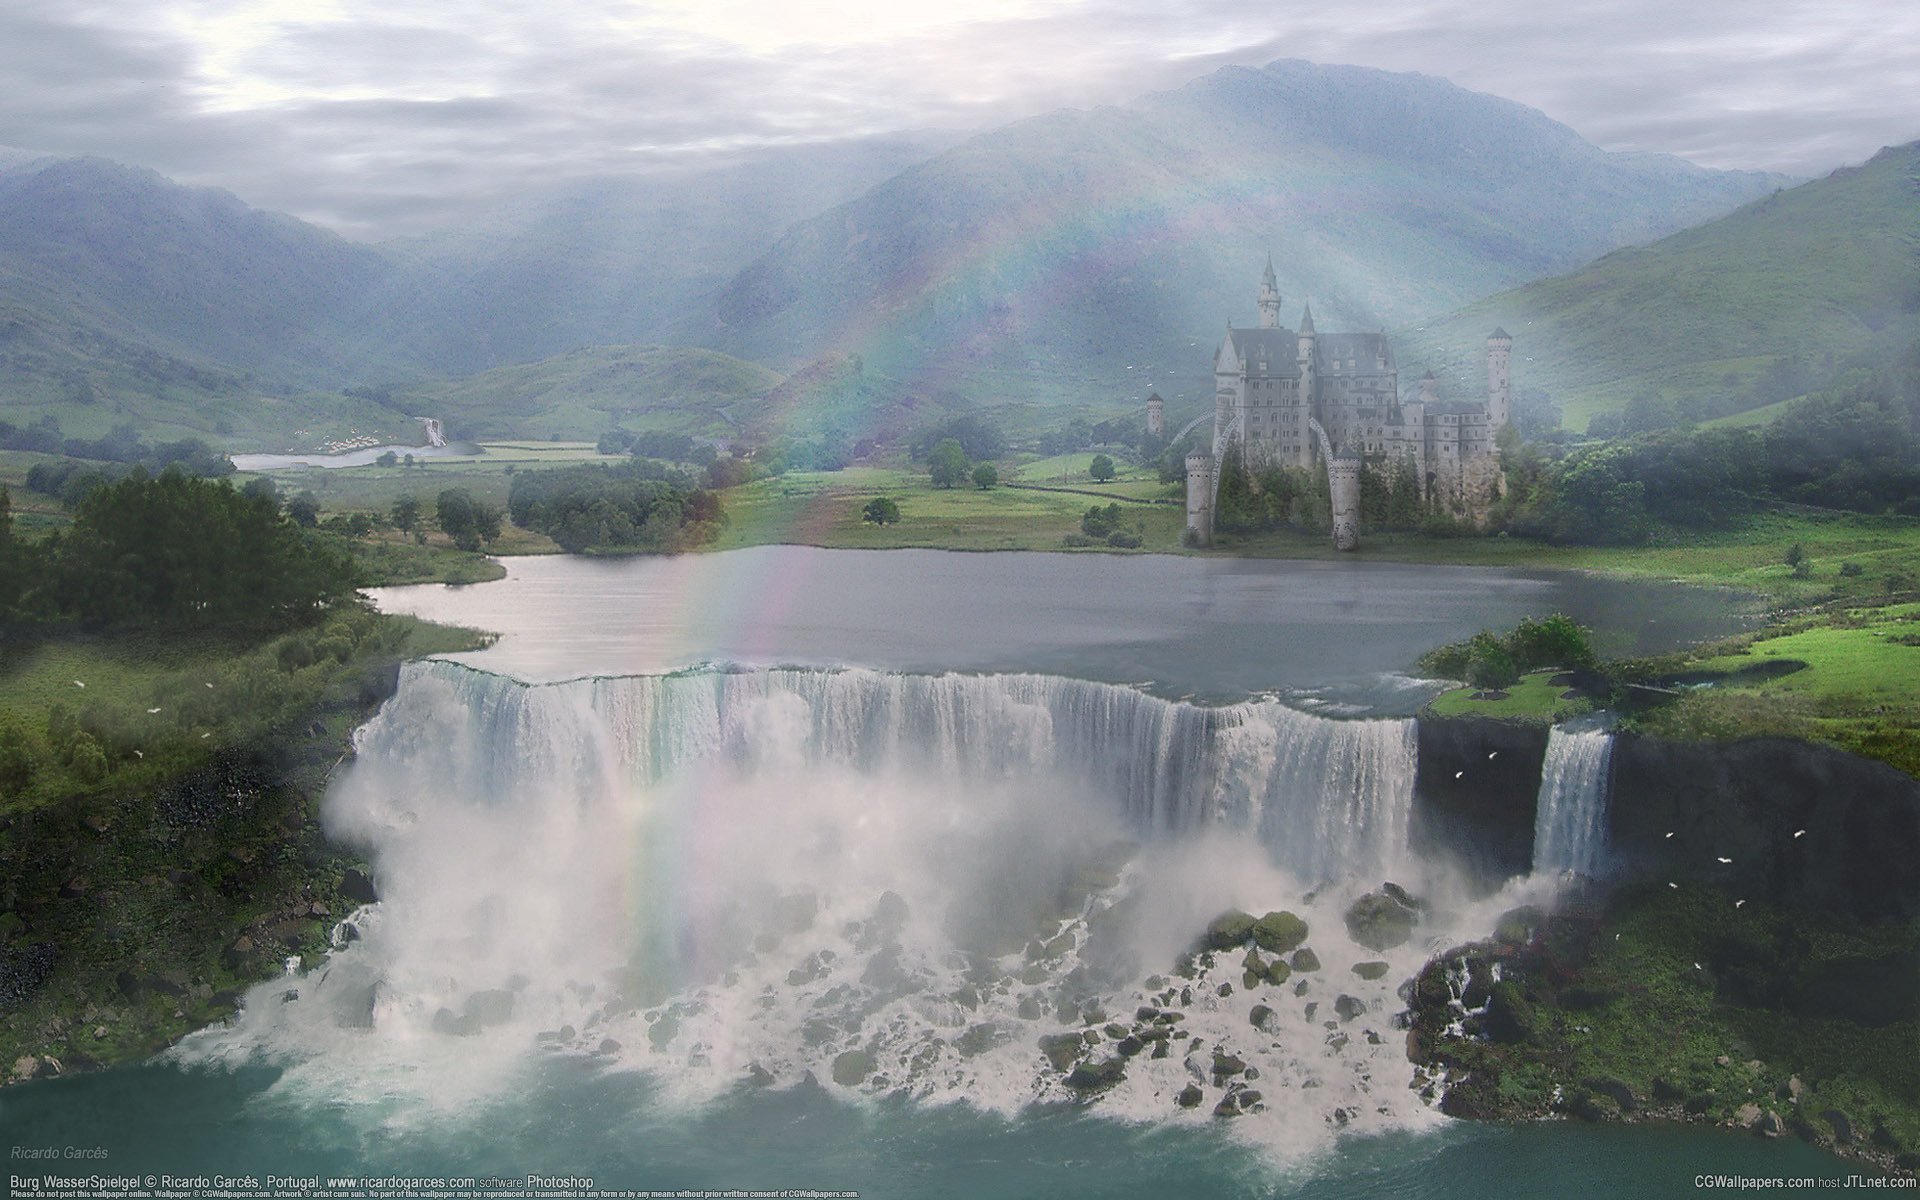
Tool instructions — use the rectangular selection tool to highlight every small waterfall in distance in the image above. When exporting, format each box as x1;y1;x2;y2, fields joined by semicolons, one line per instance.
1531;725;1616;878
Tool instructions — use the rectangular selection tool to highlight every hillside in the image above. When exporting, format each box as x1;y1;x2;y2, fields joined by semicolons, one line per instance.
705;59;1789;409
1401;141;1920;431
397;345;783;441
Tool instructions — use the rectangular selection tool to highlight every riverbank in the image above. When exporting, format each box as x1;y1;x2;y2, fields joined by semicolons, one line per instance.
1407;881;1919;1180
0;613;489;1083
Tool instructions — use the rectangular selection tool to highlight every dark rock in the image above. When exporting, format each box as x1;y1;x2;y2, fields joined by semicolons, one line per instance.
956;1023;1006;1058
831;1050;872;1086
1265;959;1292;986
1381;883;1425;911
1115;1035;1145;1058
1483;981;1535;1044
1249;1004;1276;1033
1203;910;1258;949
1494;906;1544;945
1176;1084;1203;1108
1251;911;1309;955
1584;1076;1637;1111
1822;1109;1854;1144
1344;891;1417;952
1754;1110;1786;1139
1151;1040;1170;1059
1063;1057;1126;1092
1352;960;1390;981
648;1012;679;1049
1213;1096;1245;1117
1290;947;1320;972
1572;1091;1622;1122
1211;1050;1246;1078
1017;996;1043;1021
1685;1093;1718;1116
1333;994;1367;1022
1039;1033;1084;1072
431;1008;479;1037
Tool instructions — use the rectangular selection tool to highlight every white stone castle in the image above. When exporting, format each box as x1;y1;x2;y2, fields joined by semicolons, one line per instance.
1183;258;1512;549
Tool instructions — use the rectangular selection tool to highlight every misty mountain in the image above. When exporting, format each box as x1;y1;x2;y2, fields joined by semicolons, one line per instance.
1401;140;1920;432
0;156;389;402
340;132;965;379
705;59;1791;411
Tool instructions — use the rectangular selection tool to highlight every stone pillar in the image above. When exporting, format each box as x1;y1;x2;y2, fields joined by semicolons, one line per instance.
1146;394;1165;438
1185;451;1215;546
1328;452;1361;551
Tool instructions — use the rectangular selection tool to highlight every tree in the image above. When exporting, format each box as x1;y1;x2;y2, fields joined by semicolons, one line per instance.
286;492;321;528
972;463;998;490
1081;503;1124;538
376;450;399;468
437;488;502;552
241;477;278;504
1089;454;1116;483
391;494;421;534
927;438;969;489
1785;542;1810;578
862;496;901;525
1466;635;1520;691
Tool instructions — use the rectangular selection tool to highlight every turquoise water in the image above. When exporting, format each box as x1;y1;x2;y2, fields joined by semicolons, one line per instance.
4;1058;1863;1197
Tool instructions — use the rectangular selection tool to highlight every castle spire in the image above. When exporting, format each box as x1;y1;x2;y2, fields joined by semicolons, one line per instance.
1257;255;1281;328
1298;301;1315;334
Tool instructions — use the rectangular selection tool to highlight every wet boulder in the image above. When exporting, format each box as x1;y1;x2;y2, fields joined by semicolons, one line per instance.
1251;911;1309;955
1203;911;1258;950
1344;891;1418;952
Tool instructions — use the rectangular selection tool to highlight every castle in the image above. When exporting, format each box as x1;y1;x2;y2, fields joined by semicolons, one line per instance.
1183;259;1512;549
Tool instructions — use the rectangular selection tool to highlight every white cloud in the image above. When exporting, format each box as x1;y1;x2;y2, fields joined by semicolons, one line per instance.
0;0;1913;236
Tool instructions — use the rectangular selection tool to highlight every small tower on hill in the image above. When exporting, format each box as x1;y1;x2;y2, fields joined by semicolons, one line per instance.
1487;327;1513;429
1146;392;1165;438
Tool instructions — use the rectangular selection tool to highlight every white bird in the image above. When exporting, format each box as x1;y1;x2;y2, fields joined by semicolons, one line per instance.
200;732;211;739
72;680;85;688
204;682;214;689
1614;933;1620;941
147;707;161;714
1668;882;1679;889
1454;770;1464;779
1487;751;1498;760
1793;830;1807;839
132;750;144;759
1665;831;1676;839
1693;962;1703;971
1717;857;1733;864
1735;900;1747;909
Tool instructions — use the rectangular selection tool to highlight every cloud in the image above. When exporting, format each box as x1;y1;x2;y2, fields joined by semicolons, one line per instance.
0;0;1912;237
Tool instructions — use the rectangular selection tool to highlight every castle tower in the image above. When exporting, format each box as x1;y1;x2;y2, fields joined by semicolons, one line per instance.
1419;370;1438;405
1185;451;1215;545
1487;327;1513;429
1146;392;1165;438
1258;256;1282;329
1327;451;1362;551
1296;302;1317;450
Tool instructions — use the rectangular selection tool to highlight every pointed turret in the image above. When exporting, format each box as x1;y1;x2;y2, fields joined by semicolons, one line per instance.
1257;255;1282;328
1298;302;1315;334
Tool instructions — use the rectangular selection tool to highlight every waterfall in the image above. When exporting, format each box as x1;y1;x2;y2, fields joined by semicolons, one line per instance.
1530;726;1615;877
344;661;1419;885
418;417;447;447
181;660;1443;1143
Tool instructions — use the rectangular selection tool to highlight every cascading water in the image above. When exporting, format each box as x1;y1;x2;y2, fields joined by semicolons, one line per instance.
179;659;1483;1156
1530;726;1616;878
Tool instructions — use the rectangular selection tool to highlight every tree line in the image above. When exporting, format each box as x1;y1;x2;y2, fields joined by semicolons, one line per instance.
507;459;724;553
0;469;353;631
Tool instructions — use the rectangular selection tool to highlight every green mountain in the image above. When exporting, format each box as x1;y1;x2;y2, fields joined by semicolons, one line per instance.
1400;141;1920;432
705;59;1790;409
397;345;783;441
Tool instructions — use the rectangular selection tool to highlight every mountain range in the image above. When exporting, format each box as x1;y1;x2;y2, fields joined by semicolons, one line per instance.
0;57;1865;450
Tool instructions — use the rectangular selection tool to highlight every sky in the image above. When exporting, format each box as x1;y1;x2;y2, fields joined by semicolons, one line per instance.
1;0;1915;239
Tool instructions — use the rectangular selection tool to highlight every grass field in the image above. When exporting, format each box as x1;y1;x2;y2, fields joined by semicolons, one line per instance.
1423;671;1592;720
708;467;1186;553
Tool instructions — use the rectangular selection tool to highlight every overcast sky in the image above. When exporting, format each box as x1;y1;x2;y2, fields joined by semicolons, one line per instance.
3;0;1915;239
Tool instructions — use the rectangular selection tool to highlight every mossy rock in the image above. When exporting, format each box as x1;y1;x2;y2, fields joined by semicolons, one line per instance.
1176;1083;1204;1108
1484;980;1535;1044
1265;959;1292;986
1249;1004;1277;1033
831;1049;873;1086
1289;947;1320;972
1038;1032;1084;1072
1251;911;1309;955
1203;910;1258;950
1352;960;1390;980
1494;905;1544;945
1344;891;1417;952
1063;1057;1127;1092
